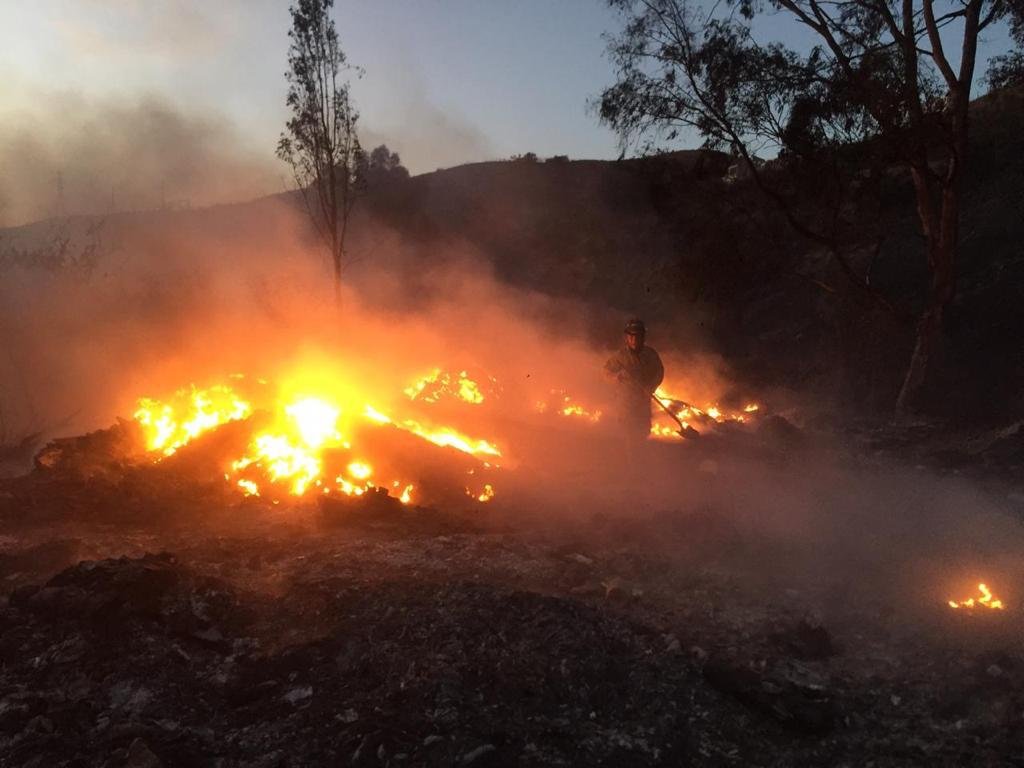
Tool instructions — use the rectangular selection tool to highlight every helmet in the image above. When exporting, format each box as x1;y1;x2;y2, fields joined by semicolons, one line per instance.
624;318;646;335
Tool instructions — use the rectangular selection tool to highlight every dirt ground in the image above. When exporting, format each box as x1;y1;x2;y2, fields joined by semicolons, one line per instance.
1;424;1023;767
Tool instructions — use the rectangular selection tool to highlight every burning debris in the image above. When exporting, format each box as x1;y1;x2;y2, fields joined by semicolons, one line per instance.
403;368;497;405
536;390;604;423
133;384;253;457
652;386;760;438
536;387;761;440
948;583;1006;610
132;373;505;507
126;361;767;511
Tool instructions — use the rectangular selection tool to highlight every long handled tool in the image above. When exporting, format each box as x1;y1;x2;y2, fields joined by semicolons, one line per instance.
651;393;700;439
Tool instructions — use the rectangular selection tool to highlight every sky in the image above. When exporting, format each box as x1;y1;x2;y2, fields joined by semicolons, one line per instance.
0;2;623;173
0;0;1014;225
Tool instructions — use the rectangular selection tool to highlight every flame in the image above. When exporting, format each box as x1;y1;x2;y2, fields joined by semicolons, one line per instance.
237;478;260;497
405;368;488;404
347;461;372;480
538;390;602;422
134;366;762;506
948;583;1005;610
560;397;602;422
398;483;414;504
285;398;341;448
467;483;495;503
134;384;252;455
396;418;501;457
366;404;500;458
135;375;500;505
651;387;760;439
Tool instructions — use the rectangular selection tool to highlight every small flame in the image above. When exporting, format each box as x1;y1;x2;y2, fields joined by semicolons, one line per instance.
651;387;759;439
948;583;1005;610
237;479;260;497
405;368;488;404
539;390;602;422
467;483;495;503
347;461;372;480
399;483;414;504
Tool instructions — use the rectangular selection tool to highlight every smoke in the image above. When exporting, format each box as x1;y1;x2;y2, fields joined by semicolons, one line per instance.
354;56;496;174
1;190;1022;623
360;97;496;175
0;91;279;227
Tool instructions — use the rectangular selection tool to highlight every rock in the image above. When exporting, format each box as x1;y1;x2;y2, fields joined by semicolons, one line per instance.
283;685;313;705
0;697;35;734
338;708;359;723
461;744;496;764
190;626;227;649
703;657;835;734
42;552;182;623
23;715;55;735
423;735;444;747
109;682;153;716
125;738;162;768
248;751;285;768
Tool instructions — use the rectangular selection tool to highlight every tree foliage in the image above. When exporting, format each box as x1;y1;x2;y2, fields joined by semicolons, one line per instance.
598;0;1014;414
277;0;363;304
987;0;1024;86
365;144;409;184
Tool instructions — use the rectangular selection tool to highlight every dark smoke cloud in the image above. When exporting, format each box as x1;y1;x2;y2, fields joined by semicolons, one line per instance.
0;92;280;227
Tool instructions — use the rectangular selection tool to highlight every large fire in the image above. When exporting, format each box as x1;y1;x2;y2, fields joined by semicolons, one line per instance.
132;365;762;506
133;369;504;506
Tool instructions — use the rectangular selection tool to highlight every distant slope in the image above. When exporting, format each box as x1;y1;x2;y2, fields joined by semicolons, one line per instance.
2;88;1022;423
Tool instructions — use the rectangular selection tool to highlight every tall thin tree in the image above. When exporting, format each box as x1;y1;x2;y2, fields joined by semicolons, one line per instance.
277;0;363;305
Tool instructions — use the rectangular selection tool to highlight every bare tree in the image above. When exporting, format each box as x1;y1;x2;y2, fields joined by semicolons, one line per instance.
277;0;364;305
598;0;1014;415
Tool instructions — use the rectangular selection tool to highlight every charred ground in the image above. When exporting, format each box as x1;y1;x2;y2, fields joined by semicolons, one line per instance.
2;413;1023;766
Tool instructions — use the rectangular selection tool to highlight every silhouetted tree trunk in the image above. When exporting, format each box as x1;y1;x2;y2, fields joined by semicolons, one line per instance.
894;0;982;413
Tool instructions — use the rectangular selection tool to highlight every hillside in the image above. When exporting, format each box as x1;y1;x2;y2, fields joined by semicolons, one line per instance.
2;88;1022;429
355;87;1024;423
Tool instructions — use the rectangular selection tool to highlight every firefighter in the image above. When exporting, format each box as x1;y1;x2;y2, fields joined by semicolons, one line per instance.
603;317;664;441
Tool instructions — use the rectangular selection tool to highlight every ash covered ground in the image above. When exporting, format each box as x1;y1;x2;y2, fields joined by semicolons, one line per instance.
1;420;1023;768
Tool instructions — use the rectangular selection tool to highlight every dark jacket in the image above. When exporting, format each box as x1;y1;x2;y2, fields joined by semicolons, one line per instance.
604;345;664;417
